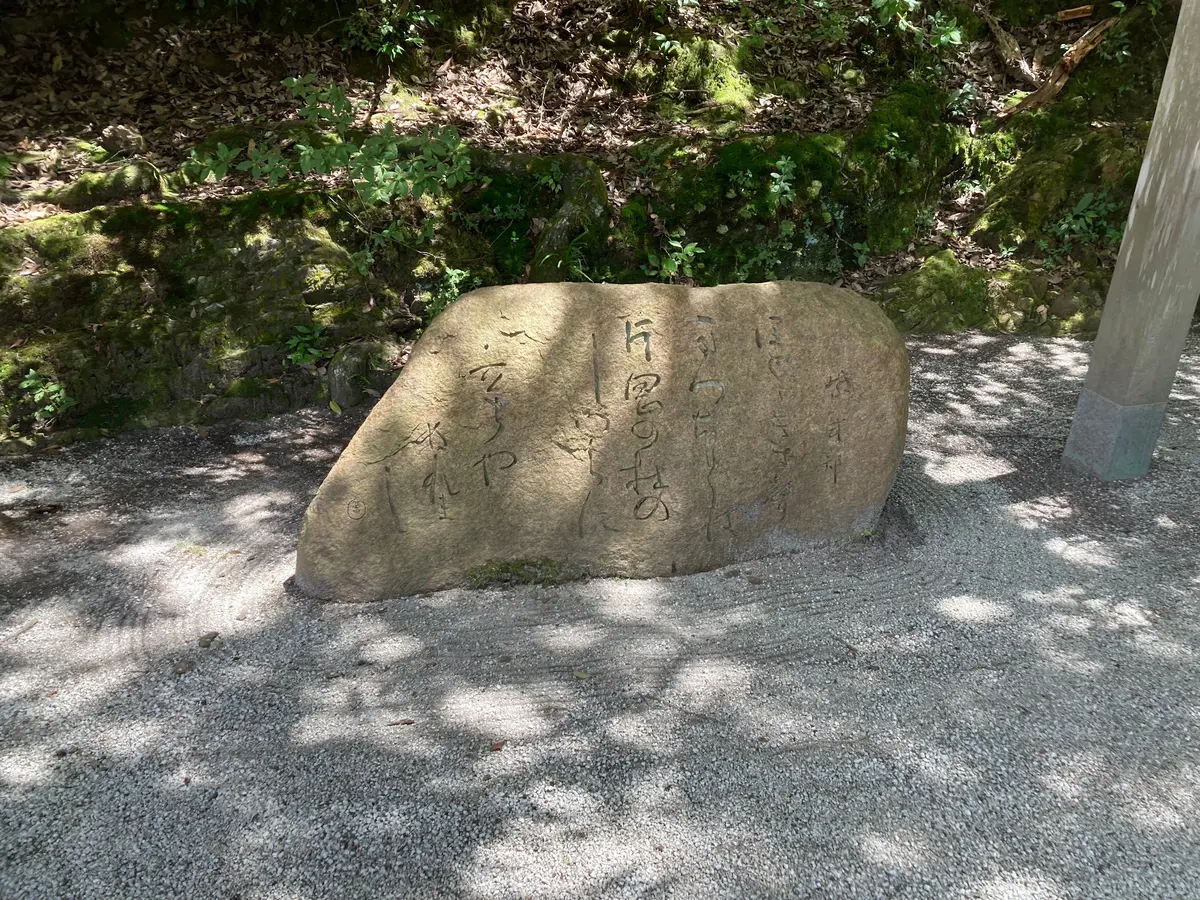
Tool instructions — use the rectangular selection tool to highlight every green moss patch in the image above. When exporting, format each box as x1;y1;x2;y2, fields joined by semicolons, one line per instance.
0;189;418;440
464;557;586;589
662;39;755;118
875;249;1105;336
876;250;993;332
38;161;162;211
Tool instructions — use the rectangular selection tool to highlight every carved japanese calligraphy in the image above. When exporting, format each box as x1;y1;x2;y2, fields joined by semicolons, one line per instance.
296;282;909;599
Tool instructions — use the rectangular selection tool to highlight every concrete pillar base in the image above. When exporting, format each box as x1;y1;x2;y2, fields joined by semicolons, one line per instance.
1063;387;1167;480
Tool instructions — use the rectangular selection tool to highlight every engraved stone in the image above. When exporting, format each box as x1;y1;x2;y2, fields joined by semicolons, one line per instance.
295;282;909;599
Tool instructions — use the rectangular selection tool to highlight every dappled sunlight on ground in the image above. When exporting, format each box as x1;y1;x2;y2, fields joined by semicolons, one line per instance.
2;334;1200;896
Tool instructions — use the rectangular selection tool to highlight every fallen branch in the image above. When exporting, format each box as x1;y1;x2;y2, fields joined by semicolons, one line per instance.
980;10;1042;89
1057;5;1095;21
998;15;1123;121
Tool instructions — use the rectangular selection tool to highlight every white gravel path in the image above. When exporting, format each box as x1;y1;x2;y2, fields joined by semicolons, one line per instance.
2;332;1199;900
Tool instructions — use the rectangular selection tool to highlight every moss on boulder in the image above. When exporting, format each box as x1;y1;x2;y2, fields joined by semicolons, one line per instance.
37;160;162;211
663;39;755;118
464;557;585;589
973;125;1145;249
874;249;1107;336
876;250;993;332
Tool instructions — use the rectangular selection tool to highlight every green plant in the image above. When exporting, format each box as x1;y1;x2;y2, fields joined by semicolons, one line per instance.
652;32;682;54
1047;191;1125;256
19;369;76;425
193;76;474;208
644;230;704;281
872;0;921;32
869;0;961;50
285;76;474;206
881;130;920;169
914;206;936;235
814;10;852;44
768;156;798;210
948;81;980;118
925;12;963;48
189;77;474;276
188;141;243;181
426;267;480;319
728;169;757;198
1095;29;1133;66
345;1;441;61
540;230;593;282
747;15;780;35
536;162;565;194
286;324;328;367
237;142;287;185
852;241;871;266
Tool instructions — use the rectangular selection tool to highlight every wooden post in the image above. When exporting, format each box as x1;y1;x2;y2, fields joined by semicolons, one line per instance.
1063;0;1200;479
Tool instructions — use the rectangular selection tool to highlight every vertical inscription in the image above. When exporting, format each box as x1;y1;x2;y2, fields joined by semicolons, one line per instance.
464;360;519;488
691;315;724;540
573;410;611;536
766;411;794;520
756;314;793;520
619;316;669;522
410;422;458;520
592;332;604;406
466;363;508;444
754;315;786;379
626;318;653;362
824;370;852;485
366;421;456;519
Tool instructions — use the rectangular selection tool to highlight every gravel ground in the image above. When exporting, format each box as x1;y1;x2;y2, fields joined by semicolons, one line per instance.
2;332;1199;900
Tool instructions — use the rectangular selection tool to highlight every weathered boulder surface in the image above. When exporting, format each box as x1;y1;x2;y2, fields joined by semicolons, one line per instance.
295;282;910;599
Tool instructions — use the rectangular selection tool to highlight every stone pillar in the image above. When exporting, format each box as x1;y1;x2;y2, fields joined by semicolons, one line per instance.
1063;0;1200;480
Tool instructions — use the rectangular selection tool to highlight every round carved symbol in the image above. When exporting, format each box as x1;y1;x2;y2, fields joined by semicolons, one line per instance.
346;497;366;520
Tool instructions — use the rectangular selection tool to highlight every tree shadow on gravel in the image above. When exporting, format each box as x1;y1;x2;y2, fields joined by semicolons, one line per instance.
3;335;1200;899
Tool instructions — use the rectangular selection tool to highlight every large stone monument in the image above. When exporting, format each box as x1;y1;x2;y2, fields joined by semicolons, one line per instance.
295;282;909;599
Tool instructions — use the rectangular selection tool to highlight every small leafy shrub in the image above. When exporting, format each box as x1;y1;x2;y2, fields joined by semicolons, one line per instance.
948;81;980;118
652;32;682;54
345;1;441;60
644;230;704;281
192;141;244;181
187;78;474;205
768;156;798;211
867;0;963;50
426;267;481;320
1039;191;1125;263
286;324;328;367
19;369;76;426
814;9;853;44
188;75;474;272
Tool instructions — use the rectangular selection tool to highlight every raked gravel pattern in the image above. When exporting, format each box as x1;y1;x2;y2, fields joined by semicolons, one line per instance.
2;332;1200;900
